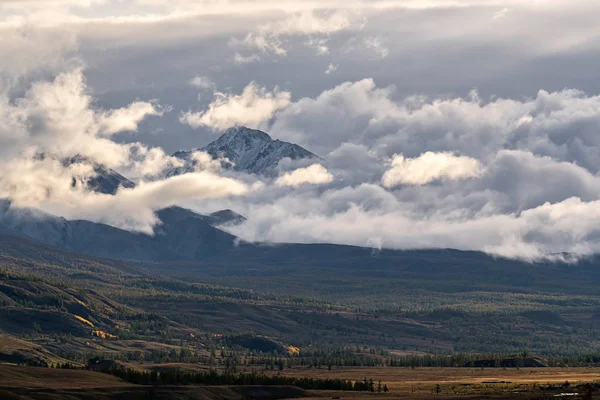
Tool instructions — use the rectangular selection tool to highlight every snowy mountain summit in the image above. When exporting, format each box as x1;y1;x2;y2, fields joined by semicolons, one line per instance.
171;126;319;175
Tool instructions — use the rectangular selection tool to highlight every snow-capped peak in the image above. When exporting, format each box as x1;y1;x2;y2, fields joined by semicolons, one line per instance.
169;126;319;175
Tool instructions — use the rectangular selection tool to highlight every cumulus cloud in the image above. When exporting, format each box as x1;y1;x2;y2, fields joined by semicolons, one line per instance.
180;81;291;131
382;152;482;187
275;164;334;187
0;64;250;233
269;79;600;176
172;76;600;260
98;101;164;135
7;0;600;261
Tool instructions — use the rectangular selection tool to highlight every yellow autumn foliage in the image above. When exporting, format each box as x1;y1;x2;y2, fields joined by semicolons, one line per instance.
287;345;300;356
92;330;117;339
74;315;94;327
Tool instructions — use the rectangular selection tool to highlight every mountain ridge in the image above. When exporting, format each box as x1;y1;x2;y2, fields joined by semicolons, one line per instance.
0;200;238;261
169;126;319;176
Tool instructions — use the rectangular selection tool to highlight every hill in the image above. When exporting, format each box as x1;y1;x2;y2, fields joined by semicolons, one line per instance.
2;229;600;364
0;202;237;261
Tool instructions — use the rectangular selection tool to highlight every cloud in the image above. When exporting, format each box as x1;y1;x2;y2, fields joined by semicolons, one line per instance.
189;75;215;90
325;63;339;74
362;37;389;58
0;26;79;85
268;79;600;176
98;101;164;135
493;7;509;19
230;10;357;60
177;77;600;260
46;172;248;234
307;38;330;55
275;164;334;187
233;52;262;64
7;0;600;261
180;81;291;131
0;66;250;233
382;152;482;187
343;36;389;59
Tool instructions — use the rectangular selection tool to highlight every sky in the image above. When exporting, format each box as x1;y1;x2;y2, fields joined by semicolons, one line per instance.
2;0;600;260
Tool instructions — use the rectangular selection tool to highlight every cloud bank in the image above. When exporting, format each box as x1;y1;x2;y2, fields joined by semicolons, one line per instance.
5;0;600;260
0;66;248;233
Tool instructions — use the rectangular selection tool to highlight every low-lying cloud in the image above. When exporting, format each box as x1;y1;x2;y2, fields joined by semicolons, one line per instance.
0;66;249;233
275;164;334;187
181;82;291;131
382;152;482;187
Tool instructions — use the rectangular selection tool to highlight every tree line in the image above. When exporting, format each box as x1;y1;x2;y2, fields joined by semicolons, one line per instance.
97;365;385;391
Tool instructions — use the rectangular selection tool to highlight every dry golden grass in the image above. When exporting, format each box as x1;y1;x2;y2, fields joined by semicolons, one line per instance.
265;367;600;397
0;364;130;389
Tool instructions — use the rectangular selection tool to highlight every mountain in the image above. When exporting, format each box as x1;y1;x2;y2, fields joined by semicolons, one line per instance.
86;166;134;195
169;126;319;176
205;209;247;226
61;155;135;195
0;201;237;261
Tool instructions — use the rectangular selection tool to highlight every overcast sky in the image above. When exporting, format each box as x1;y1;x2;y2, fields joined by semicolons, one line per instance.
2;0;600;260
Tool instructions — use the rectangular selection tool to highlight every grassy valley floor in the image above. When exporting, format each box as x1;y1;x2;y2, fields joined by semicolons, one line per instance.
2;364;600;399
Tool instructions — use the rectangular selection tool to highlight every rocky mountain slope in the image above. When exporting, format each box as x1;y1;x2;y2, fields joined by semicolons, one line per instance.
169;126;318;176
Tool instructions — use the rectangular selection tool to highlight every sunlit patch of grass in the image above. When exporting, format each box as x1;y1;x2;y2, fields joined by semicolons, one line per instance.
74;315;94;327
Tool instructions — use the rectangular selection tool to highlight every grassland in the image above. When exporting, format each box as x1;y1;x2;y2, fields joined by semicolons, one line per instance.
3;363;600;400
264;366;600;395
0;364;310;400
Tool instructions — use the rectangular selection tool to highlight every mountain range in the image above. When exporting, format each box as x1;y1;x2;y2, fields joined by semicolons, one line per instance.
0;127;314;262
5;128;600;364
0;200;243;261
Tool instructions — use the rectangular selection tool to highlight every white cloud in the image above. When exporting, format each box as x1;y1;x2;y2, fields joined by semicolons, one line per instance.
0;27;79;88
6;0;600;260
343;36;390;59
275;164;334;187
306;37;330;55
382;152;482;187
180;81;291;131
269;79;600;176
264;10;352;36
325;63;339;74
0;66;250;234
362;36;389;58
233;52;261;64
98;101;163;135
493;7;509;19
230;10;357;60
189;75;215;90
